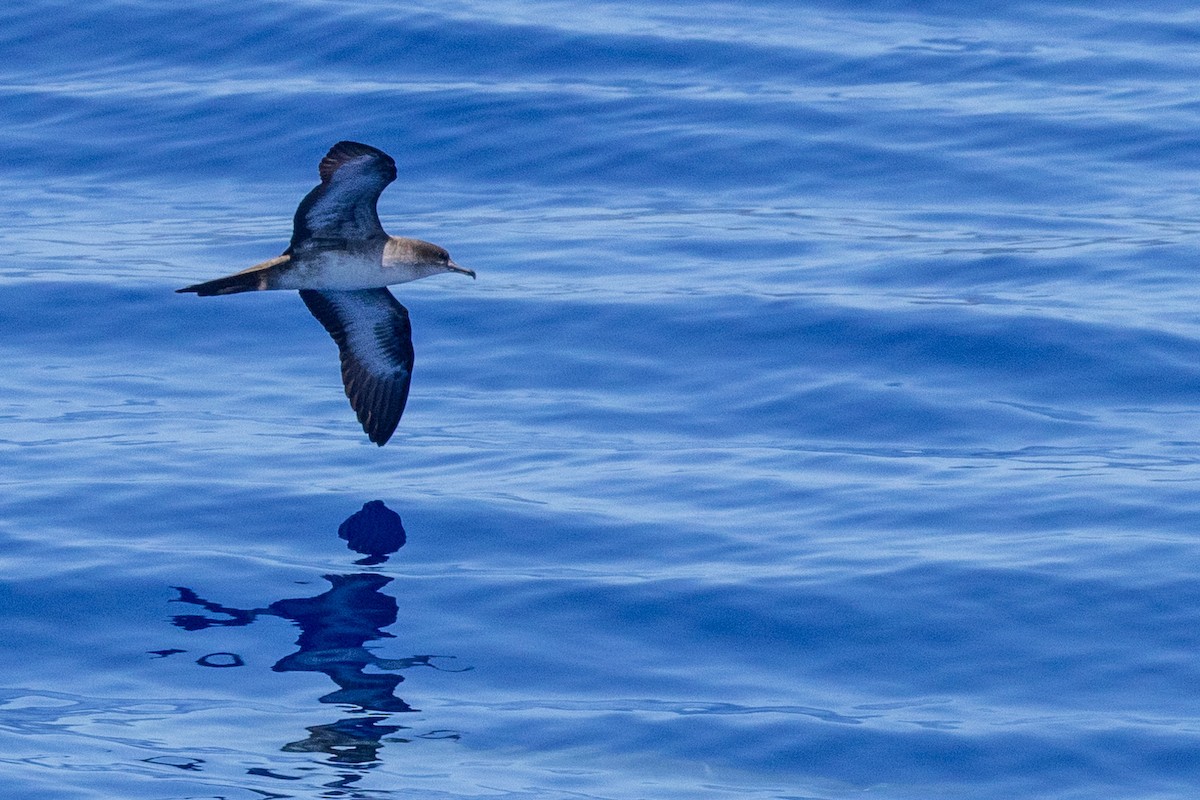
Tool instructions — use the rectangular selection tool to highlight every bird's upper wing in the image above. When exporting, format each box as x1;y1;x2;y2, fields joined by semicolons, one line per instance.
300;288;414;446
289;141;398;251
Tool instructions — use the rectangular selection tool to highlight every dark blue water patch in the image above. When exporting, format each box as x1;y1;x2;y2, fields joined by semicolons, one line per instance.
6;280;1200;483
433;288;1200;440
5;0;1195;213
3;435;1200;800
14;496;1186;797
0;2;832;86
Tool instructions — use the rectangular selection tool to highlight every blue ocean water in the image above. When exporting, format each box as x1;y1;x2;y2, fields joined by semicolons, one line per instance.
3;1;1200;797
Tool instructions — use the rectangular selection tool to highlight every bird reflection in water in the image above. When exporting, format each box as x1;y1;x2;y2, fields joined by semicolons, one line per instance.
165;500;466;783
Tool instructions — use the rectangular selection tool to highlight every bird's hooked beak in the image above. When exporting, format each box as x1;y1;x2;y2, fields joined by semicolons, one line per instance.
446;260;476;279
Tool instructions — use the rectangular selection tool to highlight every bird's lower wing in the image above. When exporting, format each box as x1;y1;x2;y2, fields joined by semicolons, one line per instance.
299;288;414;446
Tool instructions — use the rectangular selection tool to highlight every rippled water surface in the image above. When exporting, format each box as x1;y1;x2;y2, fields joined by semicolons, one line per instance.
4;2;1200;798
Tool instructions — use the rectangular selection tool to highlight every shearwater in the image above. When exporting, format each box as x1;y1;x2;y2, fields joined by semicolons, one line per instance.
177;141;474;446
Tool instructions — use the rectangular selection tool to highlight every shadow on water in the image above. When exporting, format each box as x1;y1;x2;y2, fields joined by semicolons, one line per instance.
160;500;468;790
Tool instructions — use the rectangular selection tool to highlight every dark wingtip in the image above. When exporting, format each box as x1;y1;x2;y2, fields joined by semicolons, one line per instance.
319;141;396;183
175;286;196;294
367;422;396;446
362;412;400;446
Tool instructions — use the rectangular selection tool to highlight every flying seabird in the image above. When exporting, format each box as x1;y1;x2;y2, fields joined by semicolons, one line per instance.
177;141;474;446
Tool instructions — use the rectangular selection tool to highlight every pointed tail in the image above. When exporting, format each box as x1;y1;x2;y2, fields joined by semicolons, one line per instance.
176;255;290;296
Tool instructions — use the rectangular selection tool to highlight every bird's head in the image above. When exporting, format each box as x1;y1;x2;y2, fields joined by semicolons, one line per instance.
384;238;475;282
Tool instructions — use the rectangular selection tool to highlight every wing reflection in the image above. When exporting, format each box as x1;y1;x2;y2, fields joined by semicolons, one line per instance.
339;499;406;565
163;499;466;780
